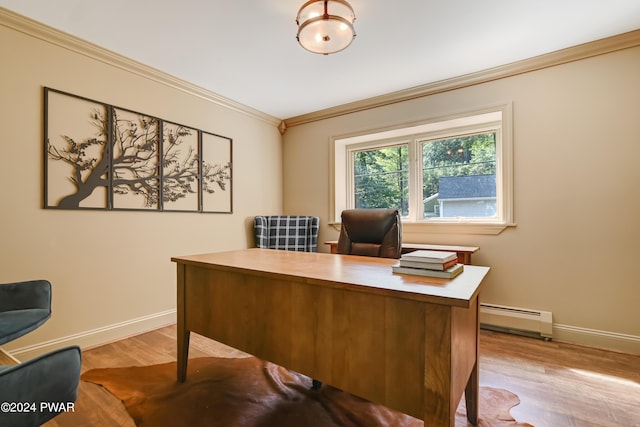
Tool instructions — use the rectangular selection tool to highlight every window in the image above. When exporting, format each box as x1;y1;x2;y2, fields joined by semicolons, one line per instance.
333;105;514;234
421;132;496;219
354;144;409;215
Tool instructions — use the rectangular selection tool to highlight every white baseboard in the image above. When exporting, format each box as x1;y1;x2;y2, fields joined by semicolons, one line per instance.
553;323;640;355
0;348;19;365
7;309;638;360
8;309;176;361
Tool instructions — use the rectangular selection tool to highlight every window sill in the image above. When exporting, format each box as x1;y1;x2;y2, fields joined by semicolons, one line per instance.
403;221;515;235
330;220;515;235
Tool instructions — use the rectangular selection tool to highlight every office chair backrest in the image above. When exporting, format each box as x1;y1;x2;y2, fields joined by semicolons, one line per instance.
337;209;402;258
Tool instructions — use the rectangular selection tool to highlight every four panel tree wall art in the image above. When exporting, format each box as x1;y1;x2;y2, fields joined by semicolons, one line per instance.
44;88;232;213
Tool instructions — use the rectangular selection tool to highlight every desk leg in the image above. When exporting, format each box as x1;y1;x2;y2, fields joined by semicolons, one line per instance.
464;297;480;424
176;263;190;382
177;328;190;382
425;301;479;427
465;361;479;424
424;304;454;427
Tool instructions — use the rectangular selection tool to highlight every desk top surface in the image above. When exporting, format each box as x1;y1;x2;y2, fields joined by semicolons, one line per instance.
172;249;489;307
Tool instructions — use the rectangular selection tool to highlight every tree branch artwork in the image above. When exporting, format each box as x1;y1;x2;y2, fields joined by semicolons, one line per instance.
47;109;111;208
44;88;232;212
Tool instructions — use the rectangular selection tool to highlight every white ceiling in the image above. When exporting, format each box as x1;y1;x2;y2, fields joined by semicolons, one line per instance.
2;1;640;119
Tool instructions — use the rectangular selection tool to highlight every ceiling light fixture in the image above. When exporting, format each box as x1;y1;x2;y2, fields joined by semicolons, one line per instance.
296;0;356;55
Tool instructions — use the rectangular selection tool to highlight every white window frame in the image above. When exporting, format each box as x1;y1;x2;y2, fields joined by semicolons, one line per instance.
332;103;515;235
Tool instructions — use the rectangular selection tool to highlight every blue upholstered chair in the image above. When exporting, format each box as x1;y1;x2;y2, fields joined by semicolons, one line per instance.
0;280;52;346
254;215;320;252
0;280;82;426
0;346;82;426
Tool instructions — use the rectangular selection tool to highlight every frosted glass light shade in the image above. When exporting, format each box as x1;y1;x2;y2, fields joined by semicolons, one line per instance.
296;0;356;55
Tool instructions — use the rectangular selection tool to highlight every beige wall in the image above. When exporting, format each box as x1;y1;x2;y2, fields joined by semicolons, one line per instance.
1;16;283;356
283;46;640;354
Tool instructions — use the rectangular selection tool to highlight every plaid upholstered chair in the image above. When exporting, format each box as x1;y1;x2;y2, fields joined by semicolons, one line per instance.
254;215;320;252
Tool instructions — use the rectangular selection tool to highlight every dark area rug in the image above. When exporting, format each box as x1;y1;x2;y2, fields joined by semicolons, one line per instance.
82;356;533;427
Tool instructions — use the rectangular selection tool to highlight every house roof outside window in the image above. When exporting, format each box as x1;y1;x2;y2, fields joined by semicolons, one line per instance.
438;175;496;200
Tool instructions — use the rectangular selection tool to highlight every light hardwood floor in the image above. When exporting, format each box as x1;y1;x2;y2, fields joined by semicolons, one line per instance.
44;326;640;427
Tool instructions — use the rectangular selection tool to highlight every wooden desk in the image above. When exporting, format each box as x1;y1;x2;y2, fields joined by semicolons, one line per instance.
325;241;479;265
172;249;489;426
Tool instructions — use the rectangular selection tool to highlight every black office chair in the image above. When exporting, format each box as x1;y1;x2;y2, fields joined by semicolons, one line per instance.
336;208;402;259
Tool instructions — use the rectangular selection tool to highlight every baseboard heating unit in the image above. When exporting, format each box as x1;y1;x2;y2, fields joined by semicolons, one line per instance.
479;303;553;340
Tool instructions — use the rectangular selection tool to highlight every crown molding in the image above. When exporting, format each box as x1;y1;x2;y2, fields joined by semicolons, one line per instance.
0;7;281;128
284;29;640;128
4;7;638;131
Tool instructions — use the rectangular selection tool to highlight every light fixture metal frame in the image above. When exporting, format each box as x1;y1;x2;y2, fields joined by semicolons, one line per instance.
296;0;356;55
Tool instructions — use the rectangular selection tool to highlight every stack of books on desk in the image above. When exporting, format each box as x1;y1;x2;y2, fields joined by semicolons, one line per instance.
392;250;464;278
